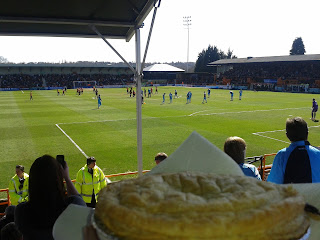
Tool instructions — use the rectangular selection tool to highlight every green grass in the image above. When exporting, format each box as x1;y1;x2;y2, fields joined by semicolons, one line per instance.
1;87;319;191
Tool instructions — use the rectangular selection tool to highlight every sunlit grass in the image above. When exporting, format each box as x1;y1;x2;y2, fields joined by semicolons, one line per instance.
0;87;318;191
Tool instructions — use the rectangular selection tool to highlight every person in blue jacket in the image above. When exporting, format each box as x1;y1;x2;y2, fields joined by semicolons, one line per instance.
224;136;261;180
267;117;320;184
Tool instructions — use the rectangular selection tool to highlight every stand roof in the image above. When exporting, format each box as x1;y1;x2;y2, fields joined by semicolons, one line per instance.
0;0;155;41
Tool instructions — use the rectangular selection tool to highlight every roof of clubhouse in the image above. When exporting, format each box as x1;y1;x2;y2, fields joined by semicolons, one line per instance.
143;63;184;72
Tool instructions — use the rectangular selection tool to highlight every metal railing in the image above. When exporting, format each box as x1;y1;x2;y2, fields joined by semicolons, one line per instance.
245;153;276;180
0;188;10;216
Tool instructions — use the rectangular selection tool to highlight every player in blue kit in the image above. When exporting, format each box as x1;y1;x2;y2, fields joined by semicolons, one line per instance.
230;91;233;101
312;98;318;121
187;91;191;104
169;92;173;103
202;91;207;104
239;89;242;100
98;94;102;109
207;88;211;98
162;93;165;104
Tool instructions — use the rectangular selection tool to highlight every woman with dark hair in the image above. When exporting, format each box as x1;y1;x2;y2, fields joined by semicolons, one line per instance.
14;155;86;240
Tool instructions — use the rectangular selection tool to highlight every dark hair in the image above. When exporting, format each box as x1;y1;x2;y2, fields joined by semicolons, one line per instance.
28;155;67;223
87;156;96;165
4;205;16;217
155;152;168;162
15;165;24;172
286;117;308;142
224;137;246;164
1;222;22;240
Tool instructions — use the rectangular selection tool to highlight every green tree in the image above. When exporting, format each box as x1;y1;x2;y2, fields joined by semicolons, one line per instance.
0;56;8;63
194;45;236;72
226;48;237;59
290;37;306;55
194;45;220;72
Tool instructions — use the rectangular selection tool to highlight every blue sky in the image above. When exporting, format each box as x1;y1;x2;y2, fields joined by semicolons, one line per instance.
0;0;319;63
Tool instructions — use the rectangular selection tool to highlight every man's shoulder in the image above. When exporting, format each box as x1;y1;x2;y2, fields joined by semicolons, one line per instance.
242;163;258;170
94;165;103;172
308;145;320;153
77;165;87;173
11;174;18;181
276;147;288;154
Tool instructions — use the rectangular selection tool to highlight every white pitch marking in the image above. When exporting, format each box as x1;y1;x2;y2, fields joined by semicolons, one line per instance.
57;118;138;125
199;107;308;117
252;132;290;144
57;107;309;125
254;129;285;134
188;110;209;116
55;124;88;158
252;125;320;144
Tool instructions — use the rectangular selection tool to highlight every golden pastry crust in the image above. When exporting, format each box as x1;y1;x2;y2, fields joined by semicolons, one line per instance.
95;172;309;240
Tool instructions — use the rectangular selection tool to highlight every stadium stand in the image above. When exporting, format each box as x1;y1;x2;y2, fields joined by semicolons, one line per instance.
0;73;134;89
209;54;320;92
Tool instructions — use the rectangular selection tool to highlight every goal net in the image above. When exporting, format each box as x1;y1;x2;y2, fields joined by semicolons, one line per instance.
73;81;96;89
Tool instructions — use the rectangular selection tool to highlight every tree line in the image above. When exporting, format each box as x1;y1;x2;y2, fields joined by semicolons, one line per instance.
0;37;306;73
194;46;236;73
194;37;306;73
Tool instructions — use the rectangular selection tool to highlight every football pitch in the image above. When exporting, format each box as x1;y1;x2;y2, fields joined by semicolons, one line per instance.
0;87;319;190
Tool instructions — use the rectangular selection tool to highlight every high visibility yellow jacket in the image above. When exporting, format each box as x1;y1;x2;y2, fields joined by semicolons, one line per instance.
9;173;29;206
75;165;107;203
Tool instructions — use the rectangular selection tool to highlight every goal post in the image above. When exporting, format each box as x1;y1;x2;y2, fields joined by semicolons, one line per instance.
73;81;97;89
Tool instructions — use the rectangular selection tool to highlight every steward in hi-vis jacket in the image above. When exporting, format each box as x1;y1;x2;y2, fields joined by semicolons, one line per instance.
75;157;107;208
9;165;29;205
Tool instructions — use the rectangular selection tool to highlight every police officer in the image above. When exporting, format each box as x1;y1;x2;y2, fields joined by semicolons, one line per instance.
9;165;29;205
75;157;107;208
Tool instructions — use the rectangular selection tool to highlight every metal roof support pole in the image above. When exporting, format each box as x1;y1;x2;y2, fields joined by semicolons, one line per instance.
141;0;161;71
91;24;144;177
90;25;136;74
135;26;143;177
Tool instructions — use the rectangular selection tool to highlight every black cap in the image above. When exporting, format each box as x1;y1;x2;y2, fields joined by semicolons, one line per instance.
87;156;96;165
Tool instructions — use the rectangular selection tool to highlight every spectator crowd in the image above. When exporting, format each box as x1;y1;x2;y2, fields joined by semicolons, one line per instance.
1;61;320;90
218;62;320;88
0;73;134;89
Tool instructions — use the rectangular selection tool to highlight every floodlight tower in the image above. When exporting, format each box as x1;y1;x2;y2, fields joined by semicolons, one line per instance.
183;16;191;73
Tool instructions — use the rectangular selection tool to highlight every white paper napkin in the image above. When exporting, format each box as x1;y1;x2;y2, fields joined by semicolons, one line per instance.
148;131;244;176
53;204;94;240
